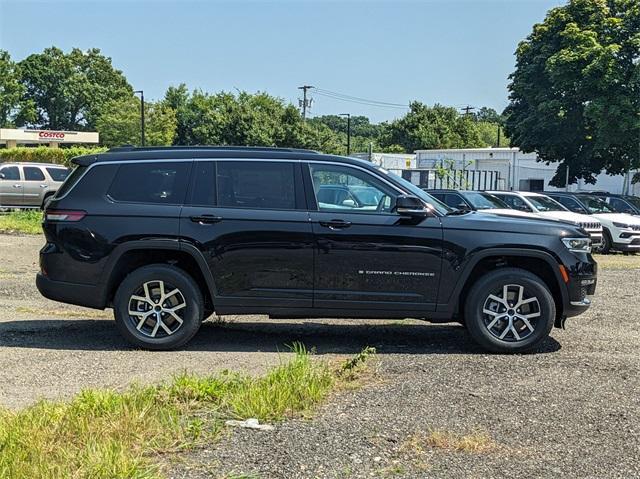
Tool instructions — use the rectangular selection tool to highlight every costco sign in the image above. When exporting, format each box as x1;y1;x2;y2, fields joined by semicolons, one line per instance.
38;131;66;141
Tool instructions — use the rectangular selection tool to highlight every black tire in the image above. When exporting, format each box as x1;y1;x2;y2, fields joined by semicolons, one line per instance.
113;264;204;350
600;228;613;254
464;268;555;353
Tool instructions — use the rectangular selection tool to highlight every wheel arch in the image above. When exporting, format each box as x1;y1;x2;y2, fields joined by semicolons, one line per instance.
99;240;216;311
443;248;568;326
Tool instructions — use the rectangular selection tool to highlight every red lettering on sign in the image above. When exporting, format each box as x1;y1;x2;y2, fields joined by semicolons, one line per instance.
38;131;65;139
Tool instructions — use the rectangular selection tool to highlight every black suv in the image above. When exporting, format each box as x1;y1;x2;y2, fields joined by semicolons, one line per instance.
37;147;597;353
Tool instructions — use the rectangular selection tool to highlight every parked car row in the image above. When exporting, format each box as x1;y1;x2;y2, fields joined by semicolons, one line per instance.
427;188;640;254
0;162;70;209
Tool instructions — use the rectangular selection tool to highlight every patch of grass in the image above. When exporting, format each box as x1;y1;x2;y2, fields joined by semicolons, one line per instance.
0;343;372;479
0;210;43;235
402;430;497;454
593;253;640;270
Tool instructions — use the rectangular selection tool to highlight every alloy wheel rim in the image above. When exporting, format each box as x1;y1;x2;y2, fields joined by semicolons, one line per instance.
127;280;186;338
481;284;541;342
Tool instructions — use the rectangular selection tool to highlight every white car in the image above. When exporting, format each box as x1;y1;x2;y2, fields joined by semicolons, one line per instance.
545;192;640;254
488;191;603;248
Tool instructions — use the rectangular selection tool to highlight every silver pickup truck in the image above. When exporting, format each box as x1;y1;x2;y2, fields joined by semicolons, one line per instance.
0;162;70;208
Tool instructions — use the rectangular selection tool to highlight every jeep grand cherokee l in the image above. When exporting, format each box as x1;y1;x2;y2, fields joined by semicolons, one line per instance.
36;146;597;353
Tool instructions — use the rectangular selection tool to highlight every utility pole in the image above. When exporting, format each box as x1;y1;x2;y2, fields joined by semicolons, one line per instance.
461;105;476;117
340;113;351;156
134;90;145;146
497;125;501;147
298;85;314;120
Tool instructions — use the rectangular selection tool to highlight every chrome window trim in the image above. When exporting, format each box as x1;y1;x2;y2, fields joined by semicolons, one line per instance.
55;157;418;206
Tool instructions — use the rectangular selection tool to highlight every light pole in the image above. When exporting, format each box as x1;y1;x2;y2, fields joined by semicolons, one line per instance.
340;113;351;156
133;90;145;146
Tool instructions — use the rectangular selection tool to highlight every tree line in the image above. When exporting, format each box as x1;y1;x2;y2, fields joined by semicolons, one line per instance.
0;47;506;156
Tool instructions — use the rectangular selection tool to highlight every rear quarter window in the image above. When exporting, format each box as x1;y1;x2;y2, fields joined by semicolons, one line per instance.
108;162;191;205
54;165;87;199
46;167;70;182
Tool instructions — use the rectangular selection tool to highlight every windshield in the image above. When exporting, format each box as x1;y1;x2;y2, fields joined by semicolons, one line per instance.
375;166;453;215
526;195;565;212
623;196;640;211
579;195;617;214
462;192;508;210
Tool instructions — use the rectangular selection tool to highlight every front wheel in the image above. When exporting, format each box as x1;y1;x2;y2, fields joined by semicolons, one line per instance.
113;264;204;350
464;268;556;353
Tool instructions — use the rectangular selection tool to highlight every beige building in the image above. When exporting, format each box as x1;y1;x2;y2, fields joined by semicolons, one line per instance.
0;128;99;149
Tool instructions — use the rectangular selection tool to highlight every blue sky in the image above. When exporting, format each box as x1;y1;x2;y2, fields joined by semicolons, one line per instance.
0;0;563;123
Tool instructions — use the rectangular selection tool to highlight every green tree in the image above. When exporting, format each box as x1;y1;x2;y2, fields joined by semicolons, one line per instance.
18;47;132;130
474;107;505;125
475;121;509;147
163;87;344;153
505;0;640;186
0;50;34;127
95;97;177;147
380;102;485;152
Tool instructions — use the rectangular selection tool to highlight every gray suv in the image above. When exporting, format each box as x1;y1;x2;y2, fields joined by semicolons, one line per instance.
0;162;70;208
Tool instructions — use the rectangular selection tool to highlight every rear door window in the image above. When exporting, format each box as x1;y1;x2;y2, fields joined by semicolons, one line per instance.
217;161;296;210
108;162;191;205
24;166;46;181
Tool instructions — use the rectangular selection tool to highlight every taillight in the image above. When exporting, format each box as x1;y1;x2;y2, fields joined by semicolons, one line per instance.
44;209;87;222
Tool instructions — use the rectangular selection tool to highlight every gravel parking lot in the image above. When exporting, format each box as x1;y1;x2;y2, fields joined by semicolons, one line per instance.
1;233;639;478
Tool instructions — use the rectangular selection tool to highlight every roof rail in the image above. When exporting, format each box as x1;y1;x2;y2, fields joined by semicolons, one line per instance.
106;145;321;154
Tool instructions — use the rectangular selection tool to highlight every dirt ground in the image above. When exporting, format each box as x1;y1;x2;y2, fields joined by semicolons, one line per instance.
1;233;639;478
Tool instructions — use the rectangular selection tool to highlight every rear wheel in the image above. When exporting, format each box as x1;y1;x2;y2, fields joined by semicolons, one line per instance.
113;264;204;350
464;268;555;353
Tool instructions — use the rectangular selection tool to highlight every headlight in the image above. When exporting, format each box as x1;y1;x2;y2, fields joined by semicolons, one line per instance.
613;222;632;229
562;237;592;253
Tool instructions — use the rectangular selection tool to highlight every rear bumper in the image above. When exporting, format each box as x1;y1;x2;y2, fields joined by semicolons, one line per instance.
36;273;106;310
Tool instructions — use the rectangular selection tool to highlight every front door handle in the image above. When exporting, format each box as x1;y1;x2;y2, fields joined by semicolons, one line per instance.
319;219;352;230
12;184;22;188
190;215;223;225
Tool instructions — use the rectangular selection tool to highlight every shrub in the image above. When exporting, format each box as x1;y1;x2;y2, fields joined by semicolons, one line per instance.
0;146;108;167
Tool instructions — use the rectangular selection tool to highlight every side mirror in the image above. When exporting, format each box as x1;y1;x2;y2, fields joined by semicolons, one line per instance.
0;173;5;180
457;202;471;212
395;194;430;217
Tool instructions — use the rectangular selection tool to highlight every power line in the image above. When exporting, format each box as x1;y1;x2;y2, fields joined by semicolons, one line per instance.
313;90;410;110
313;87;410;108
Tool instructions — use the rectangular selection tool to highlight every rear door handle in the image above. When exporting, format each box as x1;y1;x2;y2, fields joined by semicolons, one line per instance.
190;215;223;225
12;184;22;188
319;219;352;230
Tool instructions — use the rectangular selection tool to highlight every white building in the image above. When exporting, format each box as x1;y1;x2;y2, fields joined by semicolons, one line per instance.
413;147;638;195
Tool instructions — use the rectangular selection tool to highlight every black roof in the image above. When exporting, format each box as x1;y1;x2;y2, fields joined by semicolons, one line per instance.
71;145;368;168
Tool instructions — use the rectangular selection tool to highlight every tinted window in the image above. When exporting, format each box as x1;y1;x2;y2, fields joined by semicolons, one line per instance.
525;195;565;212
500;194;530;211
555;196;586;214
609;197;636;214
46;167;70;182
310;163;395;213
0;166;20;180
443;193;465;208
109;162;190;204
54;166;86;198
24;166;46;181
579;195;616;214
217;161;295;210
190;161;216;206
462;192;509;210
